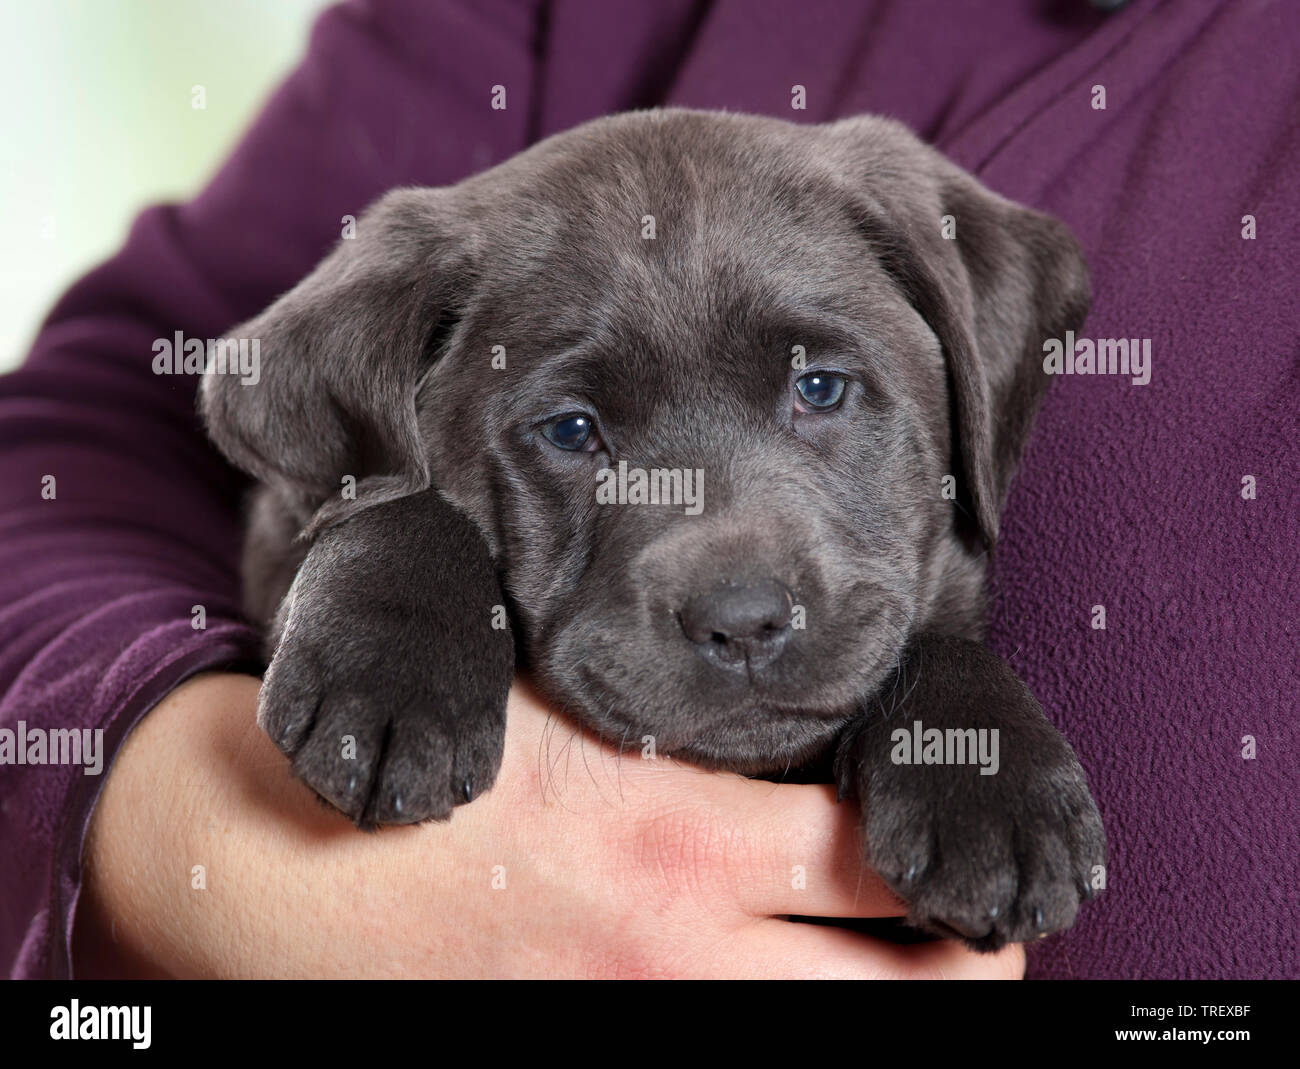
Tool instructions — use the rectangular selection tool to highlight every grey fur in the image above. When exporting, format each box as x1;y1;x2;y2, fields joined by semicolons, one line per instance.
201;108;1102;950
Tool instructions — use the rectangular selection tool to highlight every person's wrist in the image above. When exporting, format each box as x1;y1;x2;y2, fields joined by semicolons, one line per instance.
71;671;265;978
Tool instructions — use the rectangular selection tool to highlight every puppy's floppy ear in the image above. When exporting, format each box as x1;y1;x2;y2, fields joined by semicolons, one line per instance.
200;188;474;523
822;117;1090;549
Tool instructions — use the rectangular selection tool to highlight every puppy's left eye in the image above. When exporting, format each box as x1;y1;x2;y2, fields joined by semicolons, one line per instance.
795;373;847;410
541;414;599;451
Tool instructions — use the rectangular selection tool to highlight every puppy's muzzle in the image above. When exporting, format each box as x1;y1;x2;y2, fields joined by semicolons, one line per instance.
678;578;794;673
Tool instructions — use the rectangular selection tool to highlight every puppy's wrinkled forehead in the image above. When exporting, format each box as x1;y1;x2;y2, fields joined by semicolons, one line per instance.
451;115;903;430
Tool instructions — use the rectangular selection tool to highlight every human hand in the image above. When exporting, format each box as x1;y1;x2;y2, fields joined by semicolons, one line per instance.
73;672;1025;979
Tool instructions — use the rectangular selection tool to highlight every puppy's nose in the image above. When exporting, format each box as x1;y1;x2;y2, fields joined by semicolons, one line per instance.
679;579;794;673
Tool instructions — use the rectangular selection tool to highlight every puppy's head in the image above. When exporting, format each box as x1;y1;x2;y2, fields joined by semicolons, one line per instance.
202;109;1088;775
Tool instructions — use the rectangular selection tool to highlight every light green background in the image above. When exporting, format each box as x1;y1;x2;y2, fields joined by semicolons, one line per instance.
0;0;332;370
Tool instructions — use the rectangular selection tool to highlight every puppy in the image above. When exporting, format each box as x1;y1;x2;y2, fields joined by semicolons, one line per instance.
201;108;1105;951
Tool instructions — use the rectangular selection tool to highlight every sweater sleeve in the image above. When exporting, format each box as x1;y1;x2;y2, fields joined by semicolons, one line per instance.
0;0;544;978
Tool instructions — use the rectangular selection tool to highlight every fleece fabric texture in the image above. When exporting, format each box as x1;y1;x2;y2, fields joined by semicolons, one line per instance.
1;0;1295;978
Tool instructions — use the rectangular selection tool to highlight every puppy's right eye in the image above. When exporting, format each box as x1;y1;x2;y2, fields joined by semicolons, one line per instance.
794;372;847;411
541;414;598;451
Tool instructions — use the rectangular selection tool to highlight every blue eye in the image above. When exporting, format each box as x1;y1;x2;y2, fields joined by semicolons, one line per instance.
541;414;596;450
795;373;847;410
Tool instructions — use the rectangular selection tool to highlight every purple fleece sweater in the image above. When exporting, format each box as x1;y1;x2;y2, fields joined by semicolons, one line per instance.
2;0;1295;979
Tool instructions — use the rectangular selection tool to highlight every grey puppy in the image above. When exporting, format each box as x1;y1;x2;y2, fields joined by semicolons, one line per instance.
201;108;1105;951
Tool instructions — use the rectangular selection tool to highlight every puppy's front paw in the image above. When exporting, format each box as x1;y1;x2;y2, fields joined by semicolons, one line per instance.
853;747;1104;950
256;488;514;827
260;632;508;826
835;636;1105;951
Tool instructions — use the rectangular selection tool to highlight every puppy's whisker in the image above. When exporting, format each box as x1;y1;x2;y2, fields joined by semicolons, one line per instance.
613;720;633;804
540;705;586;813
538;708;570;811
574;706;613;803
